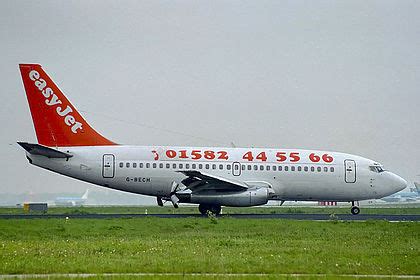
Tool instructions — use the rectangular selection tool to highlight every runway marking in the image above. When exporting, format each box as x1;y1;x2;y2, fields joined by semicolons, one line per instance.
0;273;419;279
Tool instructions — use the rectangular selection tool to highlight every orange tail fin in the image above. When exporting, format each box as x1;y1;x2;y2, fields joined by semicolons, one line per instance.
19;64;116;147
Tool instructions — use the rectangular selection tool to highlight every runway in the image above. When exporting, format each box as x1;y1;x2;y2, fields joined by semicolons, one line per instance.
0;213;419;221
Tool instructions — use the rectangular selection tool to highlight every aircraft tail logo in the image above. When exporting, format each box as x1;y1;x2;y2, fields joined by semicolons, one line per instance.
19;64;116;147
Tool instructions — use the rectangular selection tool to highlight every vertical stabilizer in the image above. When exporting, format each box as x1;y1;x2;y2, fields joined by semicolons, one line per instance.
414;182;420;194
19;64;116;147
82;189;89;200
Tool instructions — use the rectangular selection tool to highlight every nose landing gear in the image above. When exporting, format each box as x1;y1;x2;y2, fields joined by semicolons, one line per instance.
351;201;360;215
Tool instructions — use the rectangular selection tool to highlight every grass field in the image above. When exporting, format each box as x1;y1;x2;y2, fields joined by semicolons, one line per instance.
0;217;419;279
1;205;420;215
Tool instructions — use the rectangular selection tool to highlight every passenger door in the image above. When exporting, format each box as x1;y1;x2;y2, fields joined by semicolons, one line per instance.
344;159;356;183
102;154;115;178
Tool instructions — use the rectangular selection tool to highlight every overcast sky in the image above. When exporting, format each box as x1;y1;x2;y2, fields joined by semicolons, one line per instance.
1;0;419;196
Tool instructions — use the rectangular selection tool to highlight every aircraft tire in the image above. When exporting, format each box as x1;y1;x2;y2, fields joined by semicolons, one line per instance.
209;205;221;215
351;206;360;215
199;204;209;215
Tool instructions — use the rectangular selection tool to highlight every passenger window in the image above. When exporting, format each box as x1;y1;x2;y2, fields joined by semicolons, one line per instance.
260;165;264;171
266;165;270;171
153;163;157;168
126;162;130;168
298;166;302;171
159;163;163;168
247;165;251;171
186;164;190;169
284;166;289;171
179;164;183;169
278;166;282;171
291;166;296;171
304;166;308;172
311;166;315;172
134;177;137;182
140;163;143;168
192;164;196;169
146;163;150;168
119;162;123;168
205;164;209;169
199;164;203;169
219;164;223;170
212;164;216;170
133;163;137;168
227;165;231;170
242;165;246;170
273;166;277;171
254;165;258;170
235;165;239;170
166;163;170;169
317;167;321;172
173;163;177;169
330;167;335;172
324;167;328;172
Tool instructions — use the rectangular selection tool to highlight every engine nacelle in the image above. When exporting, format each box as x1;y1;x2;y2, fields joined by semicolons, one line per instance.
188;187;269;207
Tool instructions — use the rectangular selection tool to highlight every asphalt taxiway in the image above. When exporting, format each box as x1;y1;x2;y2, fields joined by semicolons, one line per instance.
0;213;419;221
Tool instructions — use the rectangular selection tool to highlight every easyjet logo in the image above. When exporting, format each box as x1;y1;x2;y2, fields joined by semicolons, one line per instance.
29;70;83;133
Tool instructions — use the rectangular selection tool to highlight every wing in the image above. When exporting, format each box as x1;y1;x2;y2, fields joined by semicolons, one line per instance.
177;170;248;192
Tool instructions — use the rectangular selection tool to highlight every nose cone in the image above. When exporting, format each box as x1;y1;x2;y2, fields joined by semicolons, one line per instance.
390;173;407;193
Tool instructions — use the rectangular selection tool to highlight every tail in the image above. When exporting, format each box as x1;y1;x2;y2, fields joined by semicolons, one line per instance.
81;189;89;200
19;64;116;147
414;182;420;194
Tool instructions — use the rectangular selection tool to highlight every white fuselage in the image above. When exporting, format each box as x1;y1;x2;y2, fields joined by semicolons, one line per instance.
26;146;406;203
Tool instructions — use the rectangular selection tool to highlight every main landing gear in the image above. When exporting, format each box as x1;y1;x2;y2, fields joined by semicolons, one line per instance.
351;201;360;215
199;204;221;216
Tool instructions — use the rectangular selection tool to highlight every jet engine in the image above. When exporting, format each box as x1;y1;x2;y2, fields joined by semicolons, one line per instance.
178;187;269;207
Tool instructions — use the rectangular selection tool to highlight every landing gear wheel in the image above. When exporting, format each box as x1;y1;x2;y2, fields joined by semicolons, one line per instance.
198;204;208;215
209;205;221;215
198;204;221;216
351;206;360;215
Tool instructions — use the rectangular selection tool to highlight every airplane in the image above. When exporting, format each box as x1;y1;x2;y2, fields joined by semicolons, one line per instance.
54;189;89;206
17;64;407;215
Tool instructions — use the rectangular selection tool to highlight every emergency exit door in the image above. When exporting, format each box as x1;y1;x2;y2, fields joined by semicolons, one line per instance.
232;162;241;176
344;160;356;183
102;154;115;178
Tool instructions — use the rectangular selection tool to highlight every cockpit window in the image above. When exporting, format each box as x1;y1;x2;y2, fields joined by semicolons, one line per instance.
369;165;384;173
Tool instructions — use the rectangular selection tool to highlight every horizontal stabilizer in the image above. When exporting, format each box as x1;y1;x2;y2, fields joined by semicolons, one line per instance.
17;142;73;159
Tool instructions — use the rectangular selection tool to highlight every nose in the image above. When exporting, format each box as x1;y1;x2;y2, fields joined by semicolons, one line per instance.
389;173;407;193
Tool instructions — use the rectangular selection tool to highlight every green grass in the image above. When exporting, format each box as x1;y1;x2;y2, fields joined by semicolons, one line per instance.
1;276;408;280
0;218;418;277
1;276;405;280
1;205;420;215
